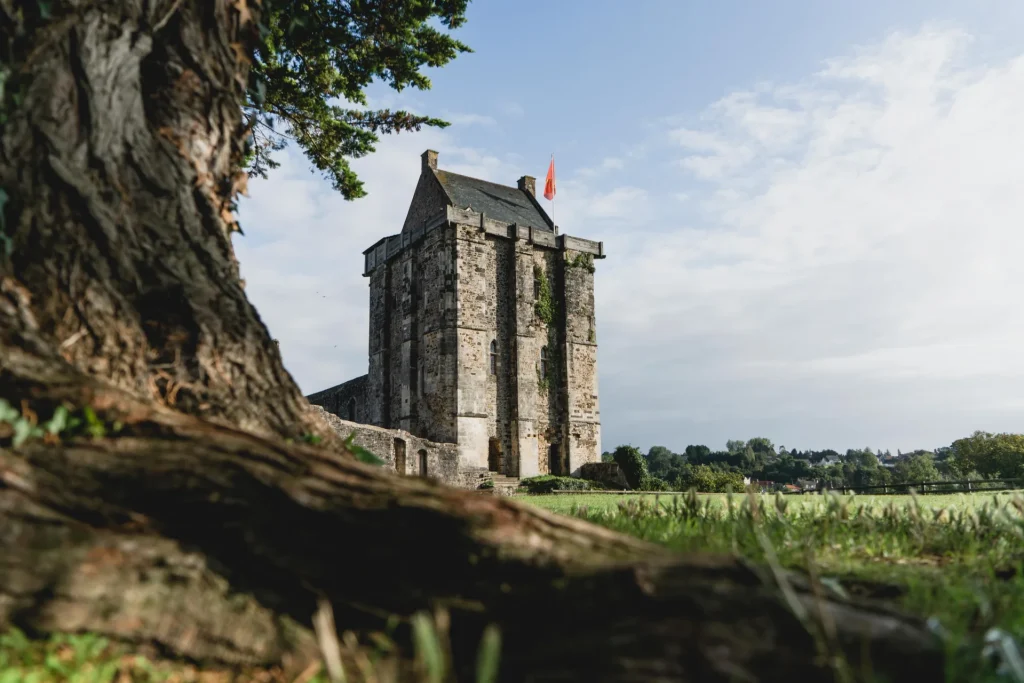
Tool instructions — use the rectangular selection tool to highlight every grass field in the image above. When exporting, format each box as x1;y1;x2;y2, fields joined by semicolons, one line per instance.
526;490;1022;515
3;491;1022;681
525;490;1024;682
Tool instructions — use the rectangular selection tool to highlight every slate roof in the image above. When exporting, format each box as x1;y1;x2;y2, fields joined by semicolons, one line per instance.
434;170;553;232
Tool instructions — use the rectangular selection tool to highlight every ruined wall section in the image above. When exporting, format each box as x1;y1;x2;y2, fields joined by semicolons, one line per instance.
306;375;368;423
561;249;602;475
310;406;461;486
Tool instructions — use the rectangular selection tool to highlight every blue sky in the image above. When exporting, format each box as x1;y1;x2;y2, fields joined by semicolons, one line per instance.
237;1;1024;456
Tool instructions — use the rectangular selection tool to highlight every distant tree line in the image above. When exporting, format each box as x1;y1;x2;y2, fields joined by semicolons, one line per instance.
601;431;1024;493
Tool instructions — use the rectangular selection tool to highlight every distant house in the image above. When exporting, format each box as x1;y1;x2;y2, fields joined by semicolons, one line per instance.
750;480;775;493
782;484;802;494
796;478;819;491
819;456;841;467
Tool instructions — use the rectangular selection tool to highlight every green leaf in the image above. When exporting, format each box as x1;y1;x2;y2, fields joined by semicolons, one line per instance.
0;398;18;422
244;0;471;198
43;651;68;674
411;613;444;683
81;405;106;438
475;624;501;683
12;418;38;447
96;660;121;681
352;444;384;466
44;405;69;434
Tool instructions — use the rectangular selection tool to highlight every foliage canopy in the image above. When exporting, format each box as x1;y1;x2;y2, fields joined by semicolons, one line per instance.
245;0;472;199
612;445;650;490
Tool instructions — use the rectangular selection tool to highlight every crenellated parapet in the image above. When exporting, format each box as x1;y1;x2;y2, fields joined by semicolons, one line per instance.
363;205;605;277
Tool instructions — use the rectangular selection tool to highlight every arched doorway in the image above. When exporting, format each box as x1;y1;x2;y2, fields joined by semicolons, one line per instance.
394;438;406;475
418;449;428;477
488;438;501;473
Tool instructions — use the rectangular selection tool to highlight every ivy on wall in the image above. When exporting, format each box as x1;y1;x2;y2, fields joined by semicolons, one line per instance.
533;263;554;324
565;252;595;273
537;331;560;393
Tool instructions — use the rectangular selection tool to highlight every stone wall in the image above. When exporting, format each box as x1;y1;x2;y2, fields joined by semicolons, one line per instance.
401;151;449;233
306;375;368;423
367;221;459;445
580;462;628;490
561;249;602;475
453;223;499;472
532;248;560;476
311;405;461;486
414;228;459;443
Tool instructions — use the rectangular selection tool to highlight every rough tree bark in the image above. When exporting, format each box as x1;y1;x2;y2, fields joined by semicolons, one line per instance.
0;2;944;681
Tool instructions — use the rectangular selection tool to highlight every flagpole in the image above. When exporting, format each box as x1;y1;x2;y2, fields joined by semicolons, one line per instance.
550;152;555;229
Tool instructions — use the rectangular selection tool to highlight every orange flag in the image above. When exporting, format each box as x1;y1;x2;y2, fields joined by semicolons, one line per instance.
543;156;556;201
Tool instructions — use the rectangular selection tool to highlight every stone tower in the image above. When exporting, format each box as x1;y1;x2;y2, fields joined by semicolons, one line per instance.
309;150;604;478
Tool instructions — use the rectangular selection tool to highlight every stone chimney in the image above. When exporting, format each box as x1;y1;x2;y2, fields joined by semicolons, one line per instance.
422;149;438;173
518;175;536;196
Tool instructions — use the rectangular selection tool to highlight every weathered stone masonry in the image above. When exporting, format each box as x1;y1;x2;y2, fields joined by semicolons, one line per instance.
308;150;605;485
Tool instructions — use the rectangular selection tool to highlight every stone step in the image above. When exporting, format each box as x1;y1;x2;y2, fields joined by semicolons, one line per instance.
461;469;520;494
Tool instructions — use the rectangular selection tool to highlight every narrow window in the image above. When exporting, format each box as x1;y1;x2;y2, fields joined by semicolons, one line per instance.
347;397;356;422
534;271;541;299
489;340;497;375
418;449;428;477
540;346;549;377
394;438;407;475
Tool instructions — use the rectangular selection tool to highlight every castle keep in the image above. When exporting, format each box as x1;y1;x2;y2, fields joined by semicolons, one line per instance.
308;150;604;483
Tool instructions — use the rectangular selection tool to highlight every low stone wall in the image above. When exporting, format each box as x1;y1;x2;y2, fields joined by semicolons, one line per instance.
310;405;461;487
580;462;629;490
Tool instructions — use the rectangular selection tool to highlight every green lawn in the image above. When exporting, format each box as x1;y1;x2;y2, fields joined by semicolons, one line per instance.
523;490;1024;682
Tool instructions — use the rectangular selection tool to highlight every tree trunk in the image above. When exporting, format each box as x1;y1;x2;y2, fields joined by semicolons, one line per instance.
0;0;332;445
0;2;943;682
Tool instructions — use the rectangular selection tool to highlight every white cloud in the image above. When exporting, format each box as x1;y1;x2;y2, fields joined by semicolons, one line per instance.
577;156;626;178
591;24;1024;451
